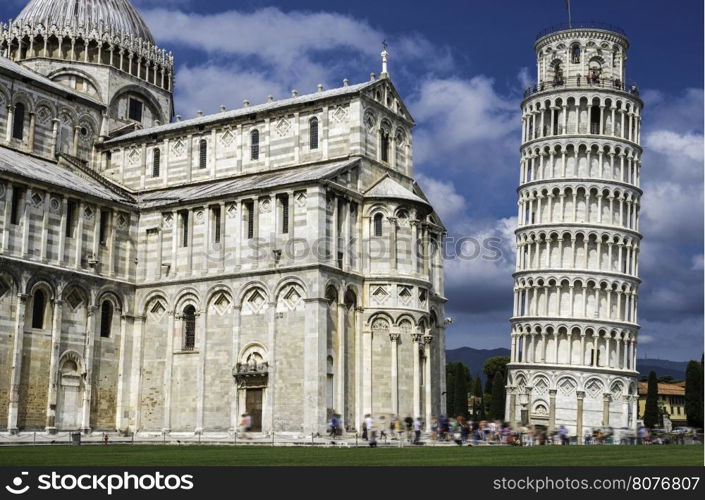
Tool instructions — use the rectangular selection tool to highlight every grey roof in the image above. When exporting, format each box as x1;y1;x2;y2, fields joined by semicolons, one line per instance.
365;175;429;206
105;80;379;144
138;158;359;209
13;0;155;44
0;146;132;203
0;56;103;106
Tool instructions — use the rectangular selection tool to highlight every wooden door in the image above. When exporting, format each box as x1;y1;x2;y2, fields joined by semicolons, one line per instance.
246;389;263;432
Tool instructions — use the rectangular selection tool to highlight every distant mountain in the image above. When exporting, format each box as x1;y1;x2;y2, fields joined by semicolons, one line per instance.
636;359;688;381
446;347;510;380
446;348;688;382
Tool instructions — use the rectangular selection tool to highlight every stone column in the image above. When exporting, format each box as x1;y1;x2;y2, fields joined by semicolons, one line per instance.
45;298;64;431
163;310;177;433
187;209;194;275
412;332;422;419
130;315;146;432
388;216;398;271
354;306;364;431
195;307;208;433
28;112;36;151
7;293;28;433
423;335;433;431
20;188;31;257
336;296;346;427
40;192;50;262
229;305;242;433
389;331;400;417
71;126;80;157
303;297;328;435
576;391;585;444
602;394;611;426
265;302;276;434
219;201;226;272
74;201;84;268
50;117;60;156
1;183;12;252
548;389;557;433
114;312;131;432
5;104;14;142
81;304;98;433
508;388;517;429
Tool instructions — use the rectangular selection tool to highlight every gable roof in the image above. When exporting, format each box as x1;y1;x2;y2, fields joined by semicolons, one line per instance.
137;158;359;209
364;175;429;206
105;80;381;145
638;382;685;396
0;146;134;204
0;56;103;107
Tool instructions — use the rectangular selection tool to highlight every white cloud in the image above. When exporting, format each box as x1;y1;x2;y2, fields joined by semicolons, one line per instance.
517;67;532;89
640;181;703;244
409;75;519;164
645;130;703;163
416;174;467;229
173;63;290;119
692;254;703;271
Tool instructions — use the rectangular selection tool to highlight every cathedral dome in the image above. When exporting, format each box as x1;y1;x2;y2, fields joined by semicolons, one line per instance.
14;0;155;44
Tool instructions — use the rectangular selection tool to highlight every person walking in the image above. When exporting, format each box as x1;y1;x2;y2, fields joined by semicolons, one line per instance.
413;417;422;445
366;414;377;448
239;413;252;439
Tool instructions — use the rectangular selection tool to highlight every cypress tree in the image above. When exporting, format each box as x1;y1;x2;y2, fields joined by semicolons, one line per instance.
453;363;469;418
489;372;506;420
643;371;660;428
685;360;704;428
445;362;457;417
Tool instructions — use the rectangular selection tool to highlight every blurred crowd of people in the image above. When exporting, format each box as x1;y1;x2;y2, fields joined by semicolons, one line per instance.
329;414;702;447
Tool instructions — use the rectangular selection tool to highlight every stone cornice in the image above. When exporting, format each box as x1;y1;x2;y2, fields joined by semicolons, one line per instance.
517;177;643;197
520;134;642;153
509;315;640;332
513;268;641;285
515;221;642;239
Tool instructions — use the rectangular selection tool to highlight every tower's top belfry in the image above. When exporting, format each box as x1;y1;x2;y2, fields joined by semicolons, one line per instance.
527;22;635;97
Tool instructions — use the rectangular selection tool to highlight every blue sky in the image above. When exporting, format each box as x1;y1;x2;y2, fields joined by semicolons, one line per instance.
3;0;702;361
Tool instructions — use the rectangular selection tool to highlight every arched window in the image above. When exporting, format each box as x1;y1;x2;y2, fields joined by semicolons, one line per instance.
588;59;602;83
551;61;564;84
31;289;46;329
571;44;581;64
199;139;207;169
309;117;319;150
100;300;113;338
152;148;161;177
183;305;196;350
380;130;390;162
373;213;383;237
13;102;25;140
250;130;260;160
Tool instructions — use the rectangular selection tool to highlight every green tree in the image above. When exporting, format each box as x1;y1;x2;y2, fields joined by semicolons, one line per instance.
489;372;506;420
453;363;469;419
483;356;510;396
643;371;660;428
685;360;704;428
445;362;457;417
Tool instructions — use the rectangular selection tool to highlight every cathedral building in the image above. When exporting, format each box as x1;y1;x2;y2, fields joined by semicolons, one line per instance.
0;0;446;437
506;23;643;439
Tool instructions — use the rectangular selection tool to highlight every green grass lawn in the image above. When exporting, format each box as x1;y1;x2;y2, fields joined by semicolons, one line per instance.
0;444;701;466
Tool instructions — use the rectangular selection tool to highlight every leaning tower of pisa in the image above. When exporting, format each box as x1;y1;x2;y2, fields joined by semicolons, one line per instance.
505;23;643;440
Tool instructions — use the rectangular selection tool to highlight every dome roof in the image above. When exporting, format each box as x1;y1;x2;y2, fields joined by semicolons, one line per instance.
14;0;154;44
